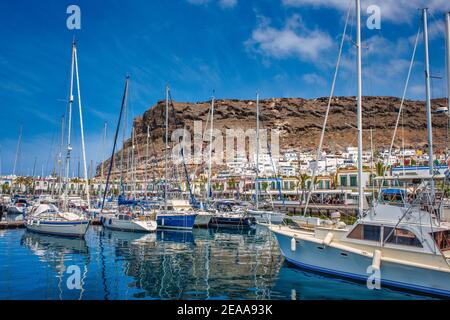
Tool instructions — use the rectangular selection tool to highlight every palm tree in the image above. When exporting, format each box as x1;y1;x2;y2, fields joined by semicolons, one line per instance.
295;173;310;203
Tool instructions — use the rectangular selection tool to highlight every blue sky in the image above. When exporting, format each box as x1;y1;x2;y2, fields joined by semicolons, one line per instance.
0;0;449;176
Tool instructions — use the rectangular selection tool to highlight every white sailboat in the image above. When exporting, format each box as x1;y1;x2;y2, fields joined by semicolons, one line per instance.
270;4;450;297
100;77;157;233
25;41;89;238
156;85;198;230
246;92;286;225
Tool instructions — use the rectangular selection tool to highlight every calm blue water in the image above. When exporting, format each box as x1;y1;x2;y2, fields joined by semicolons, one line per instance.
0;226;435;300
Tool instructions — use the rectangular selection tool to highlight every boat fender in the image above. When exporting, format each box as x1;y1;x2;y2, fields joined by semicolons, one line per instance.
28;220;33;226
323;232;334;246
36;220;40;226
109;219;112;225
372;250;382;271
291;237;296;252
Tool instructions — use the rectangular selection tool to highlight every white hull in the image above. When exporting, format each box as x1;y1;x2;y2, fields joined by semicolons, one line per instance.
247;209;286;225
26;219;90;237
194;212;212;227
103;216;157;232
272;228;450;297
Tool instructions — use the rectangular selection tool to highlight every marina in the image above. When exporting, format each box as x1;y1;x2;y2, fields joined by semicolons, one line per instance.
0;0;450;304
0;226;435;300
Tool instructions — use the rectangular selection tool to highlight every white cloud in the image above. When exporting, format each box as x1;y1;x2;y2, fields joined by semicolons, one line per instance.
219;0;237;9
302;73;328;87
282;0;450;24
246;14;333;62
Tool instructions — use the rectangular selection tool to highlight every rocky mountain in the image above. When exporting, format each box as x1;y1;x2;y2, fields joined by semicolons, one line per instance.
99;96;449;178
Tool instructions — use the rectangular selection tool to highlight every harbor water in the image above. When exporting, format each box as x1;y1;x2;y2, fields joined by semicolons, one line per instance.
0;225;436;300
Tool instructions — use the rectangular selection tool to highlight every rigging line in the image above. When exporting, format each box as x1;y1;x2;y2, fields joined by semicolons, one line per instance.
303;0;352;216
168;91;196;203
191;100;212;184
378;23;421;195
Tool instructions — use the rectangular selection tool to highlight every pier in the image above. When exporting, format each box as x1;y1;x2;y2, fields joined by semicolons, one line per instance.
0;204;25;229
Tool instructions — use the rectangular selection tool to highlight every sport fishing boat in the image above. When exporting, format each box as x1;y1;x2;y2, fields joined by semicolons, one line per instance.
271;185;450;296
270;5;450;297
25;203;90;237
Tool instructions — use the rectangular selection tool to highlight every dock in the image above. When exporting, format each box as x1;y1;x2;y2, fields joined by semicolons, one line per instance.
0;221;25;229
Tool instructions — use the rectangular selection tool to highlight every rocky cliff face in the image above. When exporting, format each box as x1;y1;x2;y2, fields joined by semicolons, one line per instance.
99;96;449;177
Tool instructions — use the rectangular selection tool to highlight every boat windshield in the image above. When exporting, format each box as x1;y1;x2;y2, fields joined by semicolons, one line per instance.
432;230;450;251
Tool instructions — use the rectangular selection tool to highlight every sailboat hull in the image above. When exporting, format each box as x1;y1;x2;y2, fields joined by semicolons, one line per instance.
209;216;256;229
156;213;197;230
247;209;286;225
194;213;212;227
273;229;450;297
26;220;90;238
102;216;157;232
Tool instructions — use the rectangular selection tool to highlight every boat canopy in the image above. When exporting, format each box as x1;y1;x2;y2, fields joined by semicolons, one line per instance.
380;188;407;195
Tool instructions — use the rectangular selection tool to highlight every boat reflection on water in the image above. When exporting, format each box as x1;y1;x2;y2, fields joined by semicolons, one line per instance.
114;225;282;299
157;229;195;244
20;231;90;300
102;228;157;248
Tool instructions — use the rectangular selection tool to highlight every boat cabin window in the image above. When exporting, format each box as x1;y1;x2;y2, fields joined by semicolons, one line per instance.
431;230;450;251
119;214;131;221
383;227;422;247
347;224;381;242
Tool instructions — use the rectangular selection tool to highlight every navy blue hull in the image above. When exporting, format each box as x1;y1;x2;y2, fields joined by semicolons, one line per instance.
156;214;197;230
209;216;256;229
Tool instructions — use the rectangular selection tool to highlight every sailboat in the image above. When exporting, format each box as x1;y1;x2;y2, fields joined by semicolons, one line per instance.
245;92;286;225
270;5;450;297
202;95;255;229
100;77;157;233
25;41;90;238
156;85;197;230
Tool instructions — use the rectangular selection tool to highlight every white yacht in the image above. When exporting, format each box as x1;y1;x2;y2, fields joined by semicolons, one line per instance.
271;187;450;297
270;4;450;297
102;211;157;233
26;203;90;238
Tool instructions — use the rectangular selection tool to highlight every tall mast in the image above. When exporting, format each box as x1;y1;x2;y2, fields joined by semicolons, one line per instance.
101;77;129;211
207;95;215;204
63;42;76;210
73;43;91;209
58;116;65;196
131;125;136;198
423;8;434;196
445;12;450;153
101;121;107;188
145;125;150;200
356;0;364;217
255;92;260;210
12;125;23;177
165;85;169;213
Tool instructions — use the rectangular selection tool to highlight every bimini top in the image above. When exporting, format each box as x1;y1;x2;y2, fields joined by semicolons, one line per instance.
380;188;407;195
